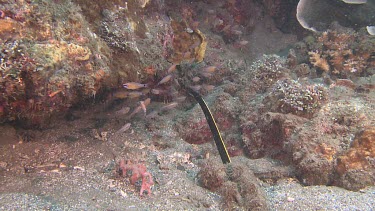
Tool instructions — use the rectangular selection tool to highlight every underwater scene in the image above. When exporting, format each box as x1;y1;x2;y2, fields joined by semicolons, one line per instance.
0;0;374;210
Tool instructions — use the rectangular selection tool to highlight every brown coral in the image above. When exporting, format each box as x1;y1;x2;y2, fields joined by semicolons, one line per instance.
308;30;374;78
0;18;21;40
336;127;375;175
308;51;330;72
335;127;375;190
314;143;336;162
168;20;207;64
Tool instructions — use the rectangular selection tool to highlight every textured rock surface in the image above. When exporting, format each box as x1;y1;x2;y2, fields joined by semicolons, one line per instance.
199;157;268;210
335;126;375;190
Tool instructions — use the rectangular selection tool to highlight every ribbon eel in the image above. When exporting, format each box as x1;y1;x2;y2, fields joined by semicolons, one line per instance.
187;87;231;164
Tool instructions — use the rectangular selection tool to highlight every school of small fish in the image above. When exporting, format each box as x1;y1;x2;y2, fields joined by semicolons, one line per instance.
114;63;219;124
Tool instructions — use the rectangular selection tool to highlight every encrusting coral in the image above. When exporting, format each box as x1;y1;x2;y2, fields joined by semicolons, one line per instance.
265;79;327;118
335;126;375;190
308;30;375;78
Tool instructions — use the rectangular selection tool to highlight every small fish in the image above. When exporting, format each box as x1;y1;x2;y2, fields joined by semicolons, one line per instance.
200;71;212;78
175;96;187;102
231;30;243;35
123;82;148;90
139;98;151;114
189;85;202;92
142;98;151;115
222;25;231;32
192;76;201;82
128;106;142;118
143;98;151;105
127;91;144;98
128;98;151;118
207;9;215;14
142;88;151;94
167;64;177;73
203;66;216;73
157;74;173;85
49;90;62;98
116;106;131;115
113;90;129;99
202;84;215;92
238;40;249;46
116;123;131;134
140;101;146;115
151;88;164;95
160;102;179;111
234;40;249;49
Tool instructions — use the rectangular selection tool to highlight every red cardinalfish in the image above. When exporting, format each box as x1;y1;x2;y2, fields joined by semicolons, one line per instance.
116;106;131;115
151;88;166;95
116;123;131;134
192;76;201;82
167;64;177;73
123;82;148;90
157;74;173;86
189;85;202;92
128;98;151;118
200;66;216;78
127;91;144;99
203;66;216;73
202;84;215;92
112;90;129;99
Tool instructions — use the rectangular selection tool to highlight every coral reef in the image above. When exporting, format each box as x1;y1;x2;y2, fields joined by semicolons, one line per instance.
176;90;243;156
335;126;375;190
286;98;374;187
199;158;268;210
0;0;112;126
232;45;374;191
293;30;375;79
0;0;373;204
247;55;289;94
312;31;373;77
0;0;302;127
167;19;207;64
205;0;259;44
242;112;309;159
264;79;327;118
